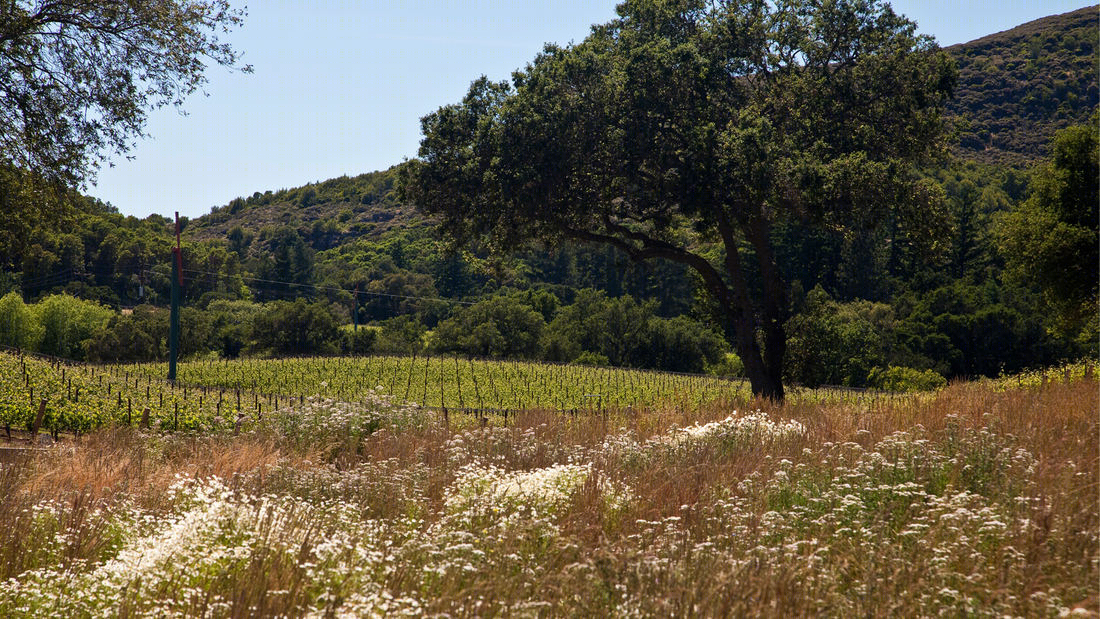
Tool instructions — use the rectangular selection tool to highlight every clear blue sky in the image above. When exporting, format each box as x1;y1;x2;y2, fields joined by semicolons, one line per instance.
88;1;1094;220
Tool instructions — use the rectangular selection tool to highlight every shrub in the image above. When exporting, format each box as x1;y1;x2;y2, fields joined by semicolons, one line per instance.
252;299;341;356
867;366;948;392
707;352;745;378
0;292;38;350
346;326;378;355
31;294;113;360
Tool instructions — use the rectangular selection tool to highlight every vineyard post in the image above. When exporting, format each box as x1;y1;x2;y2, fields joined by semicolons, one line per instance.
454;356;464;409
469;358;482;410
421;354;430;408
31;399;46;439
404;351;417;402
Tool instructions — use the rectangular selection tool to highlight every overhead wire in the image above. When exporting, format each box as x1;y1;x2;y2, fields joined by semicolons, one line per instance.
12;258;478;309
177;267;477;306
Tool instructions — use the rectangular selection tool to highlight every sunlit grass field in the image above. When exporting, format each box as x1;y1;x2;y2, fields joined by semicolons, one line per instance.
0;358;1095;617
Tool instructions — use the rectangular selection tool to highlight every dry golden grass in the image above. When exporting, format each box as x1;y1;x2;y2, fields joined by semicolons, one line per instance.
0;376;1095;617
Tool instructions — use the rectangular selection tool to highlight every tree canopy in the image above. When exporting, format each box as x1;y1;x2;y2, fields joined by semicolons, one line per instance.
400;0;956;399
0;0;249;188
997;115;1099;340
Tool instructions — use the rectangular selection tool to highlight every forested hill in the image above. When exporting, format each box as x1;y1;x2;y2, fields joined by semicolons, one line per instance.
946;6;1098;165
186;166;420;247
188;7;1099;240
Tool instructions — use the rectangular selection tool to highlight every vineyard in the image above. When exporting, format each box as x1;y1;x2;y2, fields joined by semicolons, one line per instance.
127;355;758;413
0;350;269;436
0;350;760;437
3;347;1094;439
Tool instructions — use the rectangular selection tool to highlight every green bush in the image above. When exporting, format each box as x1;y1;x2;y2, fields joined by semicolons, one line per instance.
346;326;378;355
785;287;891;387
0;292;38;350
252;299;341;356
431;296;545;359
572;351;609;366
31;294;113;360
707;352;745;378
867;366;948;392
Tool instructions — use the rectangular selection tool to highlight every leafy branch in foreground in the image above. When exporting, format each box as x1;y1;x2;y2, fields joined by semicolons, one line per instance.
0;0;250;188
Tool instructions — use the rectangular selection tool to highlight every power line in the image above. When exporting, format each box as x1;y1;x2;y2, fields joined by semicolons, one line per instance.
11;261;478;309
177;267;477;306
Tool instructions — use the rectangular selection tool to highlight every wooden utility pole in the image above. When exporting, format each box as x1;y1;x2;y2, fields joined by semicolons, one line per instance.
168;212;182;382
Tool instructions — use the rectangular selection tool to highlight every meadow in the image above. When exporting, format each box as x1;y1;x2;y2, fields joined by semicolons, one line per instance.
0;352;1095;617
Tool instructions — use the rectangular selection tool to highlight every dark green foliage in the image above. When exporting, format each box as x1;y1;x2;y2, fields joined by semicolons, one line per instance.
521;244;696;317
373;316;428;355
85;305;166;363
431;296;547;359
401;0;955;399
544;290;725;373
360;271;439;324
346;327;378;355
205;300;261;359
252;227;316;301
646;316;727;374
252;299;342;356
892;281;1058;378
86;305;210;363
784;287;892;387
997;116;1099;343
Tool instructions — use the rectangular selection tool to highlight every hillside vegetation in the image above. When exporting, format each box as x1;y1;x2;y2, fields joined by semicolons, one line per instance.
948;6;1099;165
0;8;1096;391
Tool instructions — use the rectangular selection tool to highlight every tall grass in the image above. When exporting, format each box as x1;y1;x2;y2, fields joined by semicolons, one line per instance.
0;376;1095;617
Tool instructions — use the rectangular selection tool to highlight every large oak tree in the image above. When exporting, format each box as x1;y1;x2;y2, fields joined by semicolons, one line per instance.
400;0;956;399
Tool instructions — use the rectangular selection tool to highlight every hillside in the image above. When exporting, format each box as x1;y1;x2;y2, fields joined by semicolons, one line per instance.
186;165;426;248
187;8;1099;241
946;6;1098;165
